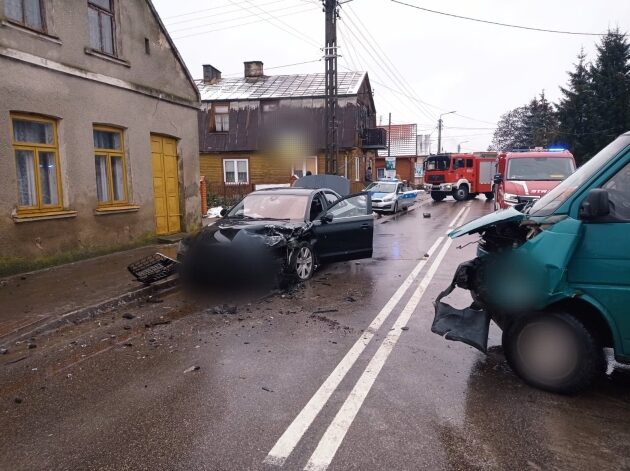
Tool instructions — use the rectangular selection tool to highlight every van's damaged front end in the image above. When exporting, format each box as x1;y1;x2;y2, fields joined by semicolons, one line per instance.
432;206;580;353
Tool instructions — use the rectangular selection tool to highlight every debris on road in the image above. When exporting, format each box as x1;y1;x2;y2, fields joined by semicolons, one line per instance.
423;212;431;218
122;313;136;320
144;319;171;328
184;365;201;373
14;397;23;404
401;326;410;331
27;343;37;349
209;304;238;315
262;386;274;392
313;309;339;315
0;348;8;355
146;296;164;304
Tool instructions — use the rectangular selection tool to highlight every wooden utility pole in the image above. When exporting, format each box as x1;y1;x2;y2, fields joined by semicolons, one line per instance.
324;0;339;174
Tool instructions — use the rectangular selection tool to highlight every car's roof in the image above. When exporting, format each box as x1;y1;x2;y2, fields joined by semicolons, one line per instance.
251;187;336;196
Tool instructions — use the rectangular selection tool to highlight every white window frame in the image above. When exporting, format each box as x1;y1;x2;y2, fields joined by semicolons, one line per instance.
291;156;318;178
223;158;249;184
354;156;360;181
213;104;229;132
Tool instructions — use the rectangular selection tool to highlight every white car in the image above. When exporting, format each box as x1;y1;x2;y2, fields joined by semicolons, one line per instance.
366;180;418;213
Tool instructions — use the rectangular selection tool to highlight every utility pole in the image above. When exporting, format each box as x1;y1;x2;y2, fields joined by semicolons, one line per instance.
323;0;339;174
387;112;392;159
437;110;456;154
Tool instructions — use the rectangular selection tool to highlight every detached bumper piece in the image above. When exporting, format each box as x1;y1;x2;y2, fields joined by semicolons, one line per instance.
431;261;490;353
127;253;178;284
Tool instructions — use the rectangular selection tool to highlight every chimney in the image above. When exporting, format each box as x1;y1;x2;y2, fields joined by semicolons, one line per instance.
202;64;221;84
244;61;264;78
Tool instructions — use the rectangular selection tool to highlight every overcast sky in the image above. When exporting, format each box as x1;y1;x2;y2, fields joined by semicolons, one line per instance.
153;0;630;153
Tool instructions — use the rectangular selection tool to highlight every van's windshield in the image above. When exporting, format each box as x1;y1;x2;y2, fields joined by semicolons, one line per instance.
529;136;630;217
507;157;575;181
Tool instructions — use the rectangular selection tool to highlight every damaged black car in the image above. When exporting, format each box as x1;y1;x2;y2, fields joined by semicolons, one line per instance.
176;187;374;287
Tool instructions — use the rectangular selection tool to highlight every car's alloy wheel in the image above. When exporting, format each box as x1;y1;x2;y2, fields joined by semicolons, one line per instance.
295;246;314;280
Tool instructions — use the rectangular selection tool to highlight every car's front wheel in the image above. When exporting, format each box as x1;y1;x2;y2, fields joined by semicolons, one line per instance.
502;312;606;394
291;242;315;281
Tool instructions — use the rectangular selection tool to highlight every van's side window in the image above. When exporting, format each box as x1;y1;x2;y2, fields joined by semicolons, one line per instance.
603;161;630;221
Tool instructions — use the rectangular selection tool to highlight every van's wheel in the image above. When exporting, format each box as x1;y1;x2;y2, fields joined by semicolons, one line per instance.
431;193;446;202
290;242;315;281
502;311;606;394
453;185;469;201
485;192;494;200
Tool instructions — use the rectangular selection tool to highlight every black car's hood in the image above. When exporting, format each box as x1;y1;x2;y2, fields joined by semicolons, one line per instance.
196;217;308;247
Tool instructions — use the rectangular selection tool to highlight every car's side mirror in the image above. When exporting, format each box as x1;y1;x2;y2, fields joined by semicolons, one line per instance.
321;213;334;223
220;208;228;217
580;188;610;219
493;173;503;184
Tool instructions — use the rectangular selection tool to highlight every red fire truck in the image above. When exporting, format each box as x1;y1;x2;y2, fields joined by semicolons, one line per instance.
423;153;496;202
494;148;576;209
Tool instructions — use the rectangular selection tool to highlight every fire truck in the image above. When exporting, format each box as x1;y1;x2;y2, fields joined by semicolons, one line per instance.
423;153;496;202
494;148;576;209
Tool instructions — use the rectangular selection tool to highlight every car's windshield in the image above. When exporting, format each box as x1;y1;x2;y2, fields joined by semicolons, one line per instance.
506;157;575;181
529;136;630;217
227;193;309;220
366;182;397;193
425;156;450;171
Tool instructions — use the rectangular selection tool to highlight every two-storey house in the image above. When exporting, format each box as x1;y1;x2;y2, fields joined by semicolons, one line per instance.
0;0;201;273
197;61;387;198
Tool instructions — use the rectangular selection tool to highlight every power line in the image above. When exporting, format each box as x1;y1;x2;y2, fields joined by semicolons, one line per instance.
220;59;322;77
172;5;317;41
390;0;609;36
344;3;437;121
340;6;436;122
166;0;289;26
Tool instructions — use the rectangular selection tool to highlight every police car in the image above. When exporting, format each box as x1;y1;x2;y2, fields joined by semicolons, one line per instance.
365;180;419;213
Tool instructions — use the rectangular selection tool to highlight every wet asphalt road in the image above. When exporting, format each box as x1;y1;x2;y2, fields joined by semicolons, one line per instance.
2;198;630;471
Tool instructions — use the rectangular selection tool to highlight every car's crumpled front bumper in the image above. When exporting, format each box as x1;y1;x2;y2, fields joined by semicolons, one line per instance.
431;260;491;353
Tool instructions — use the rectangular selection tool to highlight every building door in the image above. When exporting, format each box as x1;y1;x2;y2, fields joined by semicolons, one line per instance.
151;135;181;235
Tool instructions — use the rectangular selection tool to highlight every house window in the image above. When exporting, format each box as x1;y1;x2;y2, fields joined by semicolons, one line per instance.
11;114;62;213
292;156;317;178
94;126;127;205
213;104;229;132
377;167;385;179
354;157;360;182
5;0;45;31
223;159;248;184
88;0;115;55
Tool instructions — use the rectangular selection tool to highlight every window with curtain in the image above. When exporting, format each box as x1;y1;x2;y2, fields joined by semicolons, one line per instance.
213;104;229;132
94;127;127;205
5;0;45;31
223;159;248;184
88;0;115;55
11;115;62;212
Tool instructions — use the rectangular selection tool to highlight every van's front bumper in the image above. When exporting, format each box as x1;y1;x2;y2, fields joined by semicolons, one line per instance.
431;260;491;353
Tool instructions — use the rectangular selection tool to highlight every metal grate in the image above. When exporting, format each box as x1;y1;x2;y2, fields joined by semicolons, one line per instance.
127;253;178;284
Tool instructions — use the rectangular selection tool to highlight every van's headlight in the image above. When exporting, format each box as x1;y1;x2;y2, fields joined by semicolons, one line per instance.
504;193;519;203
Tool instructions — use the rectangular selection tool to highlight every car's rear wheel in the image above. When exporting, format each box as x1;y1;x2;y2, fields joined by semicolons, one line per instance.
291;242;315;281
502;312;606;394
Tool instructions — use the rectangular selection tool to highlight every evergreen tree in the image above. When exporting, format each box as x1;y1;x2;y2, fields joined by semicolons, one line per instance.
556;48;595;164
590;29;630;150
527;91;559;147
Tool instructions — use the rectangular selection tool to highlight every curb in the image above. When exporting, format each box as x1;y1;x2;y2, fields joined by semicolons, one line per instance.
2;277;180;344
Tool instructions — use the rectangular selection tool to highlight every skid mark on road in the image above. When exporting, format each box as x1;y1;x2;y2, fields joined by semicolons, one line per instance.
264;205;470;467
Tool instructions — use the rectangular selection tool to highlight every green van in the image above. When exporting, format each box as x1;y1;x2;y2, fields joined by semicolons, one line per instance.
432;132;630;394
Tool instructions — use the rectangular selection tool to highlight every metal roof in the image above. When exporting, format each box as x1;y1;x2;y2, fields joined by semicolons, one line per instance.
198;71;366;101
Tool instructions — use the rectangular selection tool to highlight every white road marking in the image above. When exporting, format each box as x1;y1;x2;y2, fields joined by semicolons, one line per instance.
304;207;470;471
263;236;444;467
264;204;471;467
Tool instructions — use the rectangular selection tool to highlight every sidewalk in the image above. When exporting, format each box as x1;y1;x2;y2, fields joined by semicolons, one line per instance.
0;244;177;342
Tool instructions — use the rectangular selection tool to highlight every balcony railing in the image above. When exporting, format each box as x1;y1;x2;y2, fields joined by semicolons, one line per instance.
362;128;388;149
